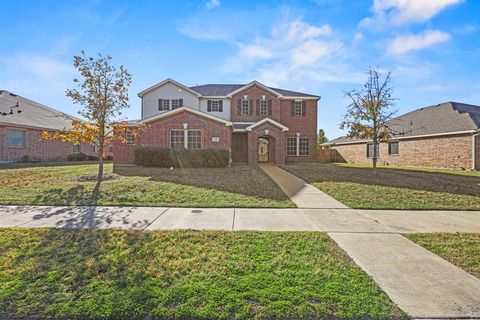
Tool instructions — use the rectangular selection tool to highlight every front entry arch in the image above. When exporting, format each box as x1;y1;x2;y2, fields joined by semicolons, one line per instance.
258;136;275;163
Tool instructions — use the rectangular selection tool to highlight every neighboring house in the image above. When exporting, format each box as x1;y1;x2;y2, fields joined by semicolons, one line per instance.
0;90;96;163
324;102;480;170
113;79;320;166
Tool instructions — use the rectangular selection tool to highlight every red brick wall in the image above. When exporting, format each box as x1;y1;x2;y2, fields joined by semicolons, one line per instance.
0;125;95;163
230;85;318;164
475;134;480;170
231;85;282;123
113;110;232;165
280;99;317;163
331;134;475;170
248;123;286;165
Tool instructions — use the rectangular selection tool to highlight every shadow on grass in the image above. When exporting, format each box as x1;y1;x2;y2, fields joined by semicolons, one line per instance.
115;165;290;201
283;164;480;197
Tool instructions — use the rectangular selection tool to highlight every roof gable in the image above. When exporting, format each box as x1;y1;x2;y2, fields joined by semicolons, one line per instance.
138;79;202;98
226;81;283;98
245;118;289;132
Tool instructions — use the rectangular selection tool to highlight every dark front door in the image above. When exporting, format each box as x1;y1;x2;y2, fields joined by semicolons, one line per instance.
232;133;248;164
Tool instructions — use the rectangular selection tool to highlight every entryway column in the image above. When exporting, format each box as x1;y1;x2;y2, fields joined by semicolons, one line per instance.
183;123;188;149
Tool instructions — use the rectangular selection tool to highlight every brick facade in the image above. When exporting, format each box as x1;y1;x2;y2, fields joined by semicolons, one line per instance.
114;83;318;167
113;110;232;165
0;125;95;163
230;84;317;164
331;133;477;170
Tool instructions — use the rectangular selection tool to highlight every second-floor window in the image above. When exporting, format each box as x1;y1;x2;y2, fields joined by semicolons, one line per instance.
207;100;223;112
171;99;180;110
241;100;250;115
259;99;268;116
293;101;305;116
159;99;170;111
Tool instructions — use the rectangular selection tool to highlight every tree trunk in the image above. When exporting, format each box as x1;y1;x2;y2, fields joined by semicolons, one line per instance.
97;136;104;185
372;131;378;176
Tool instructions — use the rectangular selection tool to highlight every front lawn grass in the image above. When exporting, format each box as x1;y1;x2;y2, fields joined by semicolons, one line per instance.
0;163;294;208
282;164;480;210
0;228;405;319
407;233;480;278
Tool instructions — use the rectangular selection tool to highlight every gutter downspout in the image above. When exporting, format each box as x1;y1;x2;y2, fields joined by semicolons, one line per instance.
473;131;480;171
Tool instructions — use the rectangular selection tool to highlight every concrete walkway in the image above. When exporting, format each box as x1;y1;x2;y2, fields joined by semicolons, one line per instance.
259;164;347;208
2;205;480;318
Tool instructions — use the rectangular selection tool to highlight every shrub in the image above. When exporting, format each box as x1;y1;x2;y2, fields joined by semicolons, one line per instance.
75;152;88;161
103;155;113;161
87;155;98;161
67;154;76;161
134;147;230;168
18;155;32;163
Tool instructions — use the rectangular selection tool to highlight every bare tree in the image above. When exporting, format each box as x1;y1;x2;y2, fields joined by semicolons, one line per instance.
341;67;397;174
43;51;134;186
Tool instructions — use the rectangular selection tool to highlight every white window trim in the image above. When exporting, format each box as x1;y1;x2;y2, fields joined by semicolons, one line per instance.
286;136;309;156
241;99;250;115
6;128;26;148
171;99;180;110
211;100;220;112
162;99;170;111
260;99;268;116
293;101;303;117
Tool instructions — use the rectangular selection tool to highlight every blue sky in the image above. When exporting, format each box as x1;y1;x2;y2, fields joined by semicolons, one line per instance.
1;0;479;139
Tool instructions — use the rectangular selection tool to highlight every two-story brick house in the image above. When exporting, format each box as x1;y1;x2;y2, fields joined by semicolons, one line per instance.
113;79;320;166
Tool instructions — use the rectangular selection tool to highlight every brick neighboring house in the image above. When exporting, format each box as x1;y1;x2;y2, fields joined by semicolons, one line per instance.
324;102;480;170
0;90;96;163
113;79;320;166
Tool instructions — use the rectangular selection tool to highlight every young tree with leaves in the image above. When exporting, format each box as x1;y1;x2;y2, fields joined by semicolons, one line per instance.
317;129;328;148
43;52;134;185
340;67;397;174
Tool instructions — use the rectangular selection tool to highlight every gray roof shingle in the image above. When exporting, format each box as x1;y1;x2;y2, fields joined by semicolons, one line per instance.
326;102;480;145
0;91;78;130
189;84;318;98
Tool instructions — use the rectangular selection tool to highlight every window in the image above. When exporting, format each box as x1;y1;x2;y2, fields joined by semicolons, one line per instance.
170;130;184;148
241;99;250;115
259;99;268;116
389;142;399;155
293;101;303;117
367;143;379;158
286;137;297;156
91;144;97;153
170;130;202;149
187;130;202;149
299;137;309;156
287;136;309;156
159;99;170;111
125;131;136;145
108;146;113;152
208;100;223;112
6;129;25;147
171;99;180;110
73;144;81;153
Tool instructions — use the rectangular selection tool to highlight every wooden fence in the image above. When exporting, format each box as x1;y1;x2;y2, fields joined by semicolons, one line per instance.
316;149;345;163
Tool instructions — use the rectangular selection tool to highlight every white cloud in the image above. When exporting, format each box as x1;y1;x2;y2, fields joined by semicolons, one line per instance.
291;39;341;67
0;54;74;96
387;30;451;55
205;0;220;10
283;21;332;43
353;32;363;43
237;43;274;60
362;0;464;27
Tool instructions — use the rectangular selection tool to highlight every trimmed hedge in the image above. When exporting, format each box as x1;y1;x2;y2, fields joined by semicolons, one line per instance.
134;147;230;168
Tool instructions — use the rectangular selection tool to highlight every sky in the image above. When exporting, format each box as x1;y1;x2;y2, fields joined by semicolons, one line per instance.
0;0;479;139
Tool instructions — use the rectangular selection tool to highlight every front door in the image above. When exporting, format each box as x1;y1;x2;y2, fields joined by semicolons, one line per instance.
258;137;269;162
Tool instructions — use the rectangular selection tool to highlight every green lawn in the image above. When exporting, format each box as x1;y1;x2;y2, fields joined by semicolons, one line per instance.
407;233;480;278
339;163;480;177
0;163;294;208
282;164;480;210
0;228;405;319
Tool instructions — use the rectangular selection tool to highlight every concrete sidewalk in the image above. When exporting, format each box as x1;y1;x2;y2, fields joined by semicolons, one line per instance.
2;205;480;233
259;164;347;209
